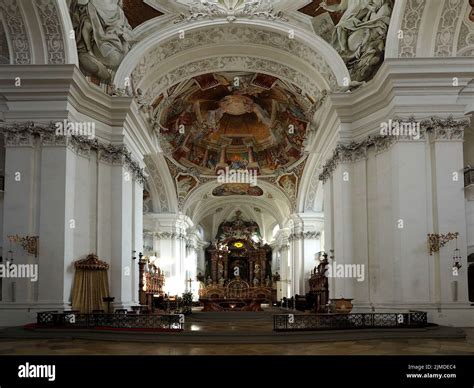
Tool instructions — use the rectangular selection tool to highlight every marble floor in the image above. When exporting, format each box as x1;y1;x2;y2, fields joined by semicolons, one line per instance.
0;328;473;356
1;310;472;355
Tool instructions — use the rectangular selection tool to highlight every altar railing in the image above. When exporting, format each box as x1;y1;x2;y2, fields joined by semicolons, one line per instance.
273;311;428;331
36;311;183;330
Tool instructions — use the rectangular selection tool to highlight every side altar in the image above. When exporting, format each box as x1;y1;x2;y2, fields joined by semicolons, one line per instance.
199;211;274;311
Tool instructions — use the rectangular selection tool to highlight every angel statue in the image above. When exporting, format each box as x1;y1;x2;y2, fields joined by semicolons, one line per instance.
70;0;135;81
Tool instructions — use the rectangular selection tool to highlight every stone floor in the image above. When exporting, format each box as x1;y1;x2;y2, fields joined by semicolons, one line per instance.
0;331;473;355
1;309;473;355
1;310;472;355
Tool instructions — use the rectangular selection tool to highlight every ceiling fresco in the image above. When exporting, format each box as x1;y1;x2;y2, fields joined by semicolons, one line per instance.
212;184;264;197
159;72;311;176
298;0;395;84
122;0;163;28
65;0;395;209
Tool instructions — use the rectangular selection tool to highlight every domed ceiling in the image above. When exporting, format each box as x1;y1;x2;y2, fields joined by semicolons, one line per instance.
159;72;312;176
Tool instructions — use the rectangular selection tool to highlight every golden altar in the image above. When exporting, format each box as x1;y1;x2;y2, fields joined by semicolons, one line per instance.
199;278;272;311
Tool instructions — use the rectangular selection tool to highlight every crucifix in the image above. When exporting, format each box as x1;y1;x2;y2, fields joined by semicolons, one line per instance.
186;277;193;291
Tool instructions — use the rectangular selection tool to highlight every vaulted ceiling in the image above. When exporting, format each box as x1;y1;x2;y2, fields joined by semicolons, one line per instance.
2;0;473;235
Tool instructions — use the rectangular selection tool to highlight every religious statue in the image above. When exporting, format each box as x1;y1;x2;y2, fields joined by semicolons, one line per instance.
253;277;259;287
217;262;224;279
254;263;261;275
206;275;212;285
273;271;281;282
70;0;135;81
218;277;225;287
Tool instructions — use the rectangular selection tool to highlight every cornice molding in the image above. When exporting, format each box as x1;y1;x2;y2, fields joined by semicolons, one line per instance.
319;116;471;183
1;121;146;185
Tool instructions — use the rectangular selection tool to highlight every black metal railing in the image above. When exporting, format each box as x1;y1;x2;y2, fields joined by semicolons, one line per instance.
36;311;183;330
37;311;58;324
465;168;474;187
273;311;428;331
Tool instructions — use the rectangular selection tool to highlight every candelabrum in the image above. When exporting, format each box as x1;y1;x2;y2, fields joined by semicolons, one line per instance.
427;232;459;256
7;235;39;257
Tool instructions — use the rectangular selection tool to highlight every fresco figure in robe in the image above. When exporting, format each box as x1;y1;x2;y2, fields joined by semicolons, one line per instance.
70;0;135;81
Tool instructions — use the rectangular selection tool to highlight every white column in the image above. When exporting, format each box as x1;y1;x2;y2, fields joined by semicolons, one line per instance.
390;140;432;304
323;176;335;299
132;179;143;304
110;164;133;309
69;149;93;298
289;234;303;296
279;242;290;298
332;163;354;299
300;214;324;294
430;133;469;304
350;158;370;305
2;135;37;303
0;139;5;262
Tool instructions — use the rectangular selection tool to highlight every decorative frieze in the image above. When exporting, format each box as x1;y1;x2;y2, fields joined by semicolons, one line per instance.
318;141;370;183
434;0;465;57
318;117;470;183
155;232;186;240
0;0;31;64
304;231;322;240
288;231;321;241
34;0;66;64
423;116;468;140
131;26;336;91
1;121;146;184
398;0;427;58
174;0;288;24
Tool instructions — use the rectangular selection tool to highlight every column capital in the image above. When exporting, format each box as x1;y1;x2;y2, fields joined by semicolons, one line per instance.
0;121;146;184
423;116;469;141
318;116;470;183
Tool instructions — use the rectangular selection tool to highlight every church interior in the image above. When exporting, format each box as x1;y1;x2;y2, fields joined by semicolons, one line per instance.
1;0;474;363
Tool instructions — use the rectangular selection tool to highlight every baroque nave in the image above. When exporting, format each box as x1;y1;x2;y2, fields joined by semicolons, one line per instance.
0;0;473;356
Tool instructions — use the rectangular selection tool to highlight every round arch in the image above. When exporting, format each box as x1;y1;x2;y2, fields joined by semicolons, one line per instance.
0;0;77;65
115;20;350;91
183;179;292;228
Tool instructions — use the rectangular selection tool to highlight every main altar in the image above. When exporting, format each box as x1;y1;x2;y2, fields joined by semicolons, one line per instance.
199;211;274;311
